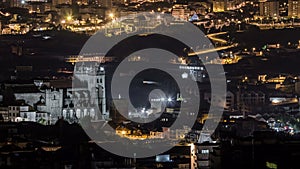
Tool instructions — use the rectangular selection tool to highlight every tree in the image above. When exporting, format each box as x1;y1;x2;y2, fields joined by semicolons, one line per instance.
2;87;16;105
0;114;4;122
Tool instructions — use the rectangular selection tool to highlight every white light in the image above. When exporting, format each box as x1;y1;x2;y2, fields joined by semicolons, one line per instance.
100;67;104;71
167;97;172;102
181;72;188;79
161;98;165;101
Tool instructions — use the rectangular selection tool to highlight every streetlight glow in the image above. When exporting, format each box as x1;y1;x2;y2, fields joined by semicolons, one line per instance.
66;15;72;21
109;13;114;19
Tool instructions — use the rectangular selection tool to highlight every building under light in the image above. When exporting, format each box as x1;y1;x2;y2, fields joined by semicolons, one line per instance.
212;0;236;12
259;0;280;18
171;4;191;21
288;0;300;18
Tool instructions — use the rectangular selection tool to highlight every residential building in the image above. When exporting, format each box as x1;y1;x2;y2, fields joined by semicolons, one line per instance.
172;4;191;21
259;0;280;17
288;0;300;18
212;0;236;12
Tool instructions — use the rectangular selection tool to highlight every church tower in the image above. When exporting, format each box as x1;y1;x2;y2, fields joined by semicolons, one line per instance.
96;66;109;121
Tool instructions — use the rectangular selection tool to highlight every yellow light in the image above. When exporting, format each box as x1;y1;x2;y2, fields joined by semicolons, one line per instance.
66;15;72;21
109;13;114;19
266;162;277;169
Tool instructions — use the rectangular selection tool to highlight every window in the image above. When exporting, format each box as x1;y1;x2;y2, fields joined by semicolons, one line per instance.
201;149;209;154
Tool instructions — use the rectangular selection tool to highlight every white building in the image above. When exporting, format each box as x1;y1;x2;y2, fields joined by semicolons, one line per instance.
8;103;36;122
36;88;63;124
20;111;36;122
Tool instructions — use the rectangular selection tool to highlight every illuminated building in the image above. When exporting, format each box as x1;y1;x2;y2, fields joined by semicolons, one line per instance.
73;64;110;121
10;0;26;7
212;0;236;12
288;0;300;18
26;2;52;13
213;0;226;12
37;89;63;124
259;0;280;17
171;4;190;21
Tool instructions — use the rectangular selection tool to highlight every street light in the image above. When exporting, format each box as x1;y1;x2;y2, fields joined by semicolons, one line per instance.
109;13;114;19
66;15;72;22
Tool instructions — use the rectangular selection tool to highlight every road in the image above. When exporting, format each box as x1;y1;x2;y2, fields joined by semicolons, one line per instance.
206;32;228;44
188;32;237;56
65;32;236;63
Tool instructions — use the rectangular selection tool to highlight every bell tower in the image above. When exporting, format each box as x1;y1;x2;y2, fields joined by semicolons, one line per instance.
96;66;110;121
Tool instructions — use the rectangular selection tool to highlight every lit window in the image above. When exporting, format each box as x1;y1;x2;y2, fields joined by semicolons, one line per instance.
201;149;209;154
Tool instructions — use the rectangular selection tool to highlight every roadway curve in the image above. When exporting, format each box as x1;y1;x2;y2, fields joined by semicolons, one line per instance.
188;32;237;56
